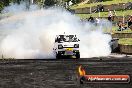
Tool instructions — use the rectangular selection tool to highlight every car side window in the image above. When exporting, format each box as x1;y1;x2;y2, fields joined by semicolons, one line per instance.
55;37;61;43
55;38;58;42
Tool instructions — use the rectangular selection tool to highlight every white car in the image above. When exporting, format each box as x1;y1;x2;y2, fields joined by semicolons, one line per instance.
53;34;80;59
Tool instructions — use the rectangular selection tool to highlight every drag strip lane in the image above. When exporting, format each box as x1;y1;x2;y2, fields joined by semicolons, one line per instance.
0;58;132;88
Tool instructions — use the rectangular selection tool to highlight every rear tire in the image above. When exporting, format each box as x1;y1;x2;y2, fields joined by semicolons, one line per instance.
56;53;61;59
76;52;80;59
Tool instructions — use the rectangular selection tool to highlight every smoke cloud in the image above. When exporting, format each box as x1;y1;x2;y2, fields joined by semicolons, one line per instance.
0;3;112;59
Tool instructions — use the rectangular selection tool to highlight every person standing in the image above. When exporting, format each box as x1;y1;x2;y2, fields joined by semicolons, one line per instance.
88;15;94;23
108;10;113;21
128;15;132;29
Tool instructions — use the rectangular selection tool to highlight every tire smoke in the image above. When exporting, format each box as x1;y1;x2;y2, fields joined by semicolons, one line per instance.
0;3;112;59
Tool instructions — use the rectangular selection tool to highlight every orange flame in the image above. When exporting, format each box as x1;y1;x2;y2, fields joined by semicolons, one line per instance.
78;65;86;76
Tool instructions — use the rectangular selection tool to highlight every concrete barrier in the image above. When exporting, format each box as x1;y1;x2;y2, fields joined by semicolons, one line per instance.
112;33;132;38
74;2;132;14
82;7;90;14
75;8;83;14
103;5;113;11
119;44;132;54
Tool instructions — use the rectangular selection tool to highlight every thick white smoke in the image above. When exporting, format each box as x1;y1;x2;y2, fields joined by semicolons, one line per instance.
0;3;112;59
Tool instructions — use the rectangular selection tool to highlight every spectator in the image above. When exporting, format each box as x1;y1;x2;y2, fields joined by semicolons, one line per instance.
130;25;132;30
99;4;104;12
88;15;95;23
95;18;100;26
112;10;117;21
128;15;132;28
108;10;113;21
118;21;127;31
96;5;100;12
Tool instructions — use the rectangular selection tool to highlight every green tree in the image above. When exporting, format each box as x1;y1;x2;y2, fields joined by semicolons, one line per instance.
44;0;56;6
0;1;4;12
0;0;10;12
71;0;81;4
63;0;71;2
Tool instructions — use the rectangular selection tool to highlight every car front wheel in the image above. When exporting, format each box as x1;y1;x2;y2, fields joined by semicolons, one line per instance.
56;53;61;59
76;52;80;59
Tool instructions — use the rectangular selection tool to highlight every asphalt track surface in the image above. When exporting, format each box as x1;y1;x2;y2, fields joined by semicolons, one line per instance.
0;57;132;88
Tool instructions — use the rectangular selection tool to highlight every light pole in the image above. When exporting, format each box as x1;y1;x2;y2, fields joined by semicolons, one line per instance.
123;4;125;24
31;0;34;4
40;0;44;8
99;10;100;18
90;6;91;14
98;7;100;18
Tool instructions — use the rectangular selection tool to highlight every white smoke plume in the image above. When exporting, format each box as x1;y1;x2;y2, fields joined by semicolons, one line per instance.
0;3;112;59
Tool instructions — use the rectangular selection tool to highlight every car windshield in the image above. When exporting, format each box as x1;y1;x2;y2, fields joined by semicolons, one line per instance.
57;35;78;42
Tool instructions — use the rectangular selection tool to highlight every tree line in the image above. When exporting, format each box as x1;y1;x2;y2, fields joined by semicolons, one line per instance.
0;0;109;12
0;0;84;12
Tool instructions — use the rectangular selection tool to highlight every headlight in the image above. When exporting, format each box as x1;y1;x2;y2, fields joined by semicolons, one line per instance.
58;44;63;49
74;44;79;48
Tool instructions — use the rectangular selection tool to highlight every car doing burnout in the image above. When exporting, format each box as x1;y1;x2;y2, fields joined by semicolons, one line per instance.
53;34;80;59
